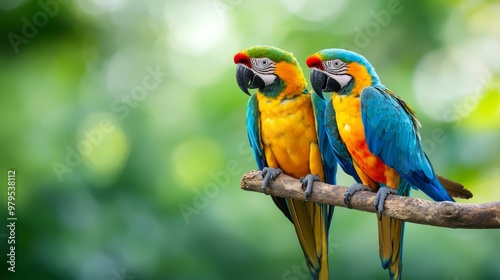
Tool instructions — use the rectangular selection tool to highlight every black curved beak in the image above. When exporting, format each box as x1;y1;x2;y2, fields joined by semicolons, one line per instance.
310;69;342;98
236;64;265;95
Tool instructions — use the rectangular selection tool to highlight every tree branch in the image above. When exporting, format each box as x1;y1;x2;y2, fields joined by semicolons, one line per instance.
240;170;500;229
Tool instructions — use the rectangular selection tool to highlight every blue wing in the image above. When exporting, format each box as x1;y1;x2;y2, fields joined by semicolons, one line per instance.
360;86;453;202
311;91;337;186
324;97;362;183
246;94;293;221
246;94;265;170
311;91;337;231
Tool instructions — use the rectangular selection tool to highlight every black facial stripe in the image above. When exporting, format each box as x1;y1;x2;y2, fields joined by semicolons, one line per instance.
332;67;347;75
251;58;275;74
257;68;275;75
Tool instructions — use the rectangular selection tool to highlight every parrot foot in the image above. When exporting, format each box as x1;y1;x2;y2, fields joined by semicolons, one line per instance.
374;186;398;220
344;183;372;208
261;167;282;194
300;174;320;202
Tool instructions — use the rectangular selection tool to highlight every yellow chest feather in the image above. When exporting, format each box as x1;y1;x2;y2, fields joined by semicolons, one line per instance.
332;95;364;140
257;93;317;178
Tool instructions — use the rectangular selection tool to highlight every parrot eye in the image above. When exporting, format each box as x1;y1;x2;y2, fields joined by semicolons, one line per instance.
325;59;345;71
251;58;275;73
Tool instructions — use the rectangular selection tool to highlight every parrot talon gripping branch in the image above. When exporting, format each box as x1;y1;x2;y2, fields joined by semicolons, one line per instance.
344;183;372;208
300;173;321;202
374;186;400;220
261;167;282;195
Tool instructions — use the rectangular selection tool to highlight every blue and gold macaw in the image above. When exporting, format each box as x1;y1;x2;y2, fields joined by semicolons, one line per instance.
234;45;337;280
306;49;472;280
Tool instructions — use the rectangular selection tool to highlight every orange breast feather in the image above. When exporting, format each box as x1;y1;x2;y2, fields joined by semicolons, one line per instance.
332;95;387;183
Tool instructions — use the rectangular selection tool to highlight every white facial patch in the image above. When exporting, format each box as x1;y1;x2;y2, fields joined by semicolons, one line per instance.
258;73;277;86
332;74;352;88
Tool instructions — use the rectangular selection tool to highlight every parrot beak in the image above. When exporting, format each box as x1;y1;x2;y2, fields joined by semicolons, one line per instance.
310;69;326;99
236;64;265;95
310;69;341;97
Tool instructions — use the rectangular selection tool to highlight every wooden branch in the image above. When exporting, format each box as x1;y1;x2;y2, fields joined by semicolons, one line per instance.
240;170;500;229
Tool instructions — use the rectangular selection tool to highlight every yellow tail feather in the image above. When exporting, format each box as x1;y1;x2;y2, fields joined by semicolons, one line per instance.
378;215;404;280
287;198;329;280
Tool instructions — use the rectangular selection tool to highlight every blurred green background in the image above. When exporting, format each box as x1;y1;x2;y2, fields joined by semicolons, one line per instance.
1;0;499;279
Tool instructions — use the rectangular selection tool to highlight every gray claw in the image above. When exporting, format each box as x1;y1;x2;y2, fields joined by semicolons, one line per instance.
261;167;282;194
374;186;398;220
344;183;372;208
300;174;320;202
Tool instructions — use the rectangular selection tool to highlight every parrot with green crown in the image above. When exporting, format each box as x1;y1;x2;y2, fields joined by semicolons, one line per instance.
305;48;472;280
234;45;337;280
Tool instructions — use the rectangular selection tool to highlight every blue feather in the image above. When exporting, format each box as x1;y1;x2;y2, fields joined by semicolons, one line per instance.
311;90;337;185
246;94;265;170
311;90;337;230
360;86;454;202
